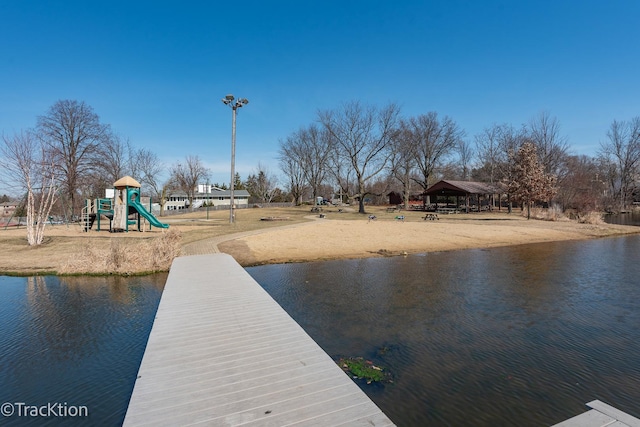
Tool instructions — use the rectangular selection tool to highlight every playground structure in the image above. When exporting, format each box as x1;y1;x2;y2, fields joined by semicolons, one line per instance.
82;176;168;232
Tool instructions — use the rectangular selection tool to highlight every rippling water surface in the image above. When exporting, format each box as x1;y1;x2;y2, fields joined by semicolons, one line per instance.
605;211;640;226
247;236;640;426
0;274;165;426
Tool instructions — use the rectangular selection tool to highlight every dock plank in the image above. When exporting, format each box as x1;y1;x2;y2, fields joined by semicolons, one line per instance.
124;254;394;427
553;400;640;427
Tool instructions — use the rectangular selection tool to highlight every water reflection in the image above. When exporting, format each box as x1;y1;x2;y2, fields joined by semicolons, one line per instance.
605;211;640;226
248;236;640;426
0;274;165;426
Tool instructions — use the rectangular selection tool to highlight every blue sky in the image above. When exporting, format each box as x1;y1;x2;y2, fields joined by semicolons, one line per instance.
1;1;639;192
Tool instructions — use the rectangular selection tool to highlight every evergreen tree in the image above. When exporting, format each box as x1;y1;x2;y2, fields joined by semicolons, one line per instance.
233;172;244;190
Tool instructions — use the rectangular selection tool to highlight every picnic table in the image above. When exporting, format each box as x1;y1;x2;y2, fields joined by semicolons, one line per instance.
436;207;459;214
423;213;439;221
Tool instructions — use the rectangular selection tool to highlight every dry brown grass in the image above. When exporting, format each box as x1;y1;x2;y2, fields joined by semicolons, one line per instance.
1;204;638;275
58;228;182;275
0;206;313;275
521;206;571;221
576;211;605;225
169;206;313;245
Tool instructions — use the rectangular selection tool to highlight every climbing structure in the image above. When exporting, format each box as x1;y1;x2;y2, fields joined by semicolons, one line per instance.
82;176;168;232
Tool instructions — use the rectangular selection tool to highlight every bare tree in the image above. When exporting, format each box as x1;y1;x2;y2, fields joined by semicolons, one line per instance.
0;131;58;245
298;125;333;203
100;134;131;183
278;124;332;205
389;127;418;209
326;143;356;204
474;124;502;183
598;117;640;211
319;101;400;214
404;112;464;208
456;138;475;180
365;174;395;205
37;100;111;216
83;134;132;200
474;123;525;184
135;148;170;214
170;155;209;207
278;140;307;205
528;111;570;177
508;141;557;219
558;155;605;213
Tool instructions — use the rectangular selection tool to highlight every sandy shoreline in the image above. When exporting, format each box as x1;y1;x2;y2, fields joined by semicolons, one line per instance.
1;209;639;274
218;215;640;266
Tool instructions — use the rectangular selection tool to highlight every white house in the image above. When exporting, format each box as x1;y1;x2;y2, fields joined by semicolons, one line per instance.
1;200;20;218
164;185;250;211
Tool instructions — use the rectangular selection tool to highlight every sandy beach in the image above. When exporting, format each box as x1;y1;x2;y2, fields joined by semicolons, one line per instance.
1;208;639;274
218;213;640;266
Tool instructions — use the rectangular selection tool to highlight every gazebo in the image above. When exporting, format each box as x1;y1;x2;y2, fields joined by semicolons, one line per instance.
424;180;507;213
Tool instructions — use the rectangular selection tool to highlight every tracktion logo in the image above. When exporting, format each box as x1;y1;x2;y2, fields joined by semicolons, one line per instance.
2;402;89;418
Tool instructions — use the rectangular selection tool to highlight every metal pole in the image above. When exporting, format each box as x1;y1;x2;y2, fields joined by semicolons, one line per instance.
230;105;237;224
222;95;247;223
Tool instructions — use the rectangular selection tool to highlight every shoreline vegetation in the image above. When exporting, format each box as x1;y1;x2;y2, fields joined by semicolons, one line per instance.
1;206;639;276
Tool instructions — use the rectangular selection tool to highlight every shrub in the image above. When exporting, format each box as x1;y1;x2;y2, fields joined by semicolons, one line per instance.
520;206;569;221
577;211;604;224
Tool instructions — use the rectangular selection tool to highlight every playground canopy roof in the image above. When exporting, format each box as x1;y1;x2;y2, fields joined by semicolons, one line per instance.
425;180;507;197
114;176;141;188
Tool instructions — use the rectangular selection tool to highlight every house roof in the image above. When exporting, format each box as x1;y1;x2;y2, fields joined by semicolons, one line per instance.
170;189;251;198
425;180;507;196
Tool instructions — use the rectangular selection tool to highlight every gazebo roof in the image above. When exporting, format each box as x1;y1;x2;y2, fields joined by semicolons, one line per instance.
425;180;506;196
114;176;141;188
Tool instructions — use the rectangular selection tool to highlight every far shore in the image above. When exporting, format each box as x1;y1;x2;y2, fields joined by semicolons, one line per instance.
1;206;639;275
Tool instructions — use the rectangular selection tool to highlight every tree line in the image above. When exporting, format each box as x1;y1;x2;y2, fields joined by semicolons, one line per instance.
0;99;290;245
278;101;640;214
2;98;639;245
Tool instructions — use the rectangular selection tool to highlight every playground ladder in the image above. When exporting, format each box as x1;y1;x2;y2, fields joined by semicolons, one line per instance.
81;204;90;231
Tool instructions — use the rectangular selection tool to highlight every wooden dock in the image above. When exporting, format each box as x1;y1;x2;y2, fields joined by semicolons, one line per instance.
123;253;395;427
553;400;640;427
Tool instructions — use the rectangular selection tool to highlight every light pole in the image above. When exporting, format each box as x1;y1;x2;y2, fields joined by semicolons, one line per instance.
221;94;249;224
206;182;210;220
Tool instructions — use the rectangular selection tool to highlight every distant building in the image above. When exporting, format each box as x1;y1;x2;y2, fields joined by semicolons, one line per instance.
164;185;250;211
424;180;507;212
387;191;403;205
1;200;19;217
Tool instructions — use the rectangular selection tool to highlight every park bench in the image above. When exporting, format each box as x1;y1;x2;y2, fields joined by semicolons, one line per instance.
423;213;439;221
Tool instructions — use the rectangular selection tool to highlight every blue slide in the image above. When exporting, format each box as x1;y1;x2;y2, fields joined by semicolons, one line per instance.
127;188;169;229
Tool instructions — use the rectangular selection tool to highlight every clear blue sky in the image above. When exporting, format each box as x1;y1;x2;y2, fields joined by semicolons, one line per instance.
1;0;639;191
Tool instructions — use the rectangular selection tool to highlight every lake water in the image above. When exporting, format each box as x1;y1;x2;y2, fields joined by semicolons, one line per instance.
605;211;640;227
0;274;166;426
247;235;640;426
2;236;640;426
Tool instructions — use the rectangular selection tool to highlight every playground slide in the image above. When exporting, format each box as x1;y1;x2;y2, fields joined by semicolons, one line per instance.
127;190;169;229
